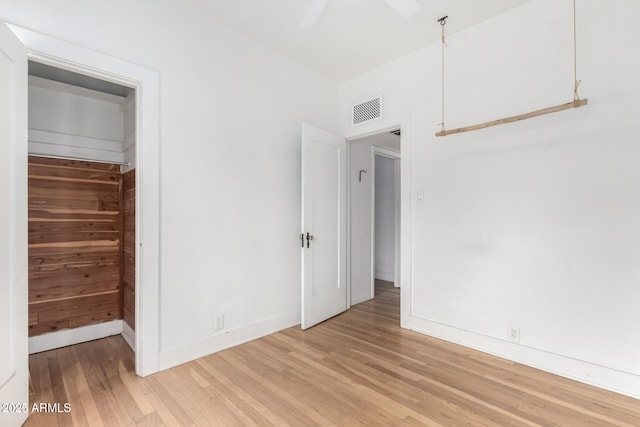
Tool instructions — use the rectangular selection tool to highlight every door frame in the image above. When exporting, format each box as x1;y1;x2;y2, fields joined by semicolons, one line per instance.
371;146;401;298
344;113;411;328
0;21;28;427
8;24;161;376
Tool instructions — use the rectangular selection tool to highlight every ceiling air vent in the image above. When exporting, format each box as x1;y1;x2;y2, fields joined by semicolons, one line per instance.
352;95;382;126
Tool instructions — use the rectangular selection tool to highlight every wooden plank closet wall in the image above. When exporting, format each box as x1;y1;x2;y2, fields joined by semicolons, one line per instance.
122;169;135;331
28;156;126;336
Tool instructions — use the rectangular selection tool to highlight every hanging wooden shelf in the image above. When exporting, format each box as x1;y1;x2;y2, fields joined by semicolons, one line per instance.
435;98;588;137
435;0;588;138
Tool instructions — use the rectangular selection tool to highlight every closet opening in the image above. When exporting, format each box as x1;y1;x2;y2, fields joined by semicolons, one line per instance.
27;61;137;356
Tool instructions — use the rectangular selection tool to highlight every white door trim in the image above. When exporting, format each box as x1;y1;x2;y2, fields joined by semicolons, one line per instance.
7;24;161;376
0;21;28;427
372;146;400;159
344;113;412;329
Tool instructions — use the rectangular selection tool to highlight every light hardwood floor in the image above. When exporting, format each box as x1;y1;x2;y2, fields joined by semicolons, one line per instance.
26;280;640;426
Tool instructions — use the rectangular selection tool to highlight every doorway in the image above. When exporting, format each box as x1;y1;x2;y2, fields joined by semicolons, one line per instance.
26;61;138;356
348;131;400;307
373;148;401;293
300;114;410;331
4;22;161;381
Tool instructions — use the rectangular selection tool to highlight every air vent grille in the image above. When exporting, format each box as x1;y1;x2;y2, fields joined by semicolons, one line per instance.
352;95;382;126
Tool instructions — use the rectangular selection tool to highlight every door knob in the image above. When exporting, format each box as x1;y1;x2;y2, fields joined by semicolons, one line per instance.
306;232;314;248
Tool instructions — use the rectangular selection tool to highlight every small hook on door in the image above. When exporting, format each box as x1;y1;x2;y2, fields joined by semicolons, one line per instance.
359;169;368;182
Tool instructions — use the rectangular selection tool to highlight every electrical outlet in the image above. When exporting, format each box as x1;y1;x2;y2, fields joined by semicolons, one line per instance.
215;314;224;331
508;325;520;343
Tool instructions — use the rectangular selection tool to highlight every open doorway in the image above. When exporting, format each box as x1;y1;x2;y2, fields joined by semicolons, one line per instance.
6;23;160;377
374;147;401;293
348;130;400;307
26;61;137;356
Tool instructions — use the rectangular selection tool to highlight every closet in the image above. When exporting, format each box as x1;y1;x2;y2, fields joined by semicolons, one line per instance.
27;61;136;352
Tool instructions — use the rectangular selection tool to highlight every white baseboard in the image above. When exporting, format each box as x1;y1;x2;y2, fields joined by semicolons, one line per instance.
410;316;640;400
29;320;123;354
375;271;394;282
121;321;135;352
158;311;300;371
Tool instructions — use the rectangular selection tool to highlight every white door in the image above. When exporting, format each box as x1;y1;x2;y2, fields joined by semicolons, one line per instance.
0;22;29;427
301;123;347;329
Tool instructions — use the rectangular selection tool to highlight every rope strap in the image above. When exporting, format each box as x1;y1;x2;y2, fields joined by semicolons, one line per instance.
438;16;448;132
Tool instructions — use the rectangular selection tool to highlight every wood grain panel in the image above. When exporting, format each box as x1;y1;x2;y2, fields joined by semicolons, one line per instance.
28;156;121;171
68;311;119;329
29;220;119;234
28;156;123;337
29;319;70;336
28;176;119;193
29;194;120;211
30;265;119;286
30;280;118;303
30;292;120;336
29;186;101;200
29;197;101;210
28;164;120;182
25;282;640;426
29;209;119;221
29;312;39;327
30;259;119;279
29;231;119;245
32;291;119;313
29;243;119;258
121;169;135;331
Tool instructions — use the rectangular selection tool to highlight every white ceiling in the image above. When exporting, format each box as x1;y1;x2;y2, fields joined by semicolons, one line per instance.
170;0;532;82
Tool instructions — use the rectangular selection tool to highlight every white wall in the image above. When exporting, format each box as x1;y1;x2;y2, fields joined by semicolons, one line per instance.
28;75;126;163
339;0;640;397
1;0;338;369
374;155;395;282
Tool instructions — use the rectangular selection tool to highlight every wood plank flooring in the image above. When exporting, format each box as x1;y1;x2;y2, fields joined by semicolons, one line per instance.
26;280;640;426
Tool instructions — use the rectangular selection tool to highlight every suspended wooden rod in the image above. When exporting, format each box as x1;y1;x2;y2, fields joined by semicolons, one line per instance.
436;99;587;137
436;0;587;138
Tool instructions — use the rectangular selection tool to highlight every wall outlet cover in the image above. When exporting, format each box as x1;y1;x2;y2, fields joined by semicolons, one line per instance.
215;314;225;331
508;325;520;343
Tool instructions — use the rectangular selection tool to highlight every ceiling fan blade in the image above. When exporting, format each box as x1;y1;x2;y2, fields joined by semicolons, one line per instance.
299;0;329;29
384;0;422;19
